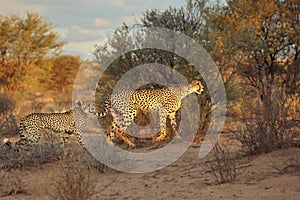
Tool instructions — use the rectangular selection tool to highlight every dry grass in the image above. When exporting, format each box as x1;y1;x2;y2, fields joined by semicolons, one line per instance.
0;169;27;197
207;143;239;184
234;92;300;155
0;93;18;137
0;137;63;170
48;150;98;200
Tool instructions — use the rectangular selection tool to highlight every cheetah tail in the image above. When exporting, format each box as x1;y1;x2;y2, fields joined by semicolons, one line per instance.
2;138;11;147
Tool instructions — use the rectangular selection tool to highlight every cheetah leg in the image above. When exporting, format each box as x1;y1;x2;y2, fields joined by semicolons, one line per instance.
107;110;119;143
108;110;136;147
168;112;180;139
74;129;85;147
117;110;137;147
154;107;167;142
17;128;41;146
116;130;135;147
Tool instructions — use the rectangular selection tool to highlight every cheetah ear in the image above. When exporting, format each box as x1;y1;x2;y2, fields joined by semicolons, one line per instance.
75;100;82;107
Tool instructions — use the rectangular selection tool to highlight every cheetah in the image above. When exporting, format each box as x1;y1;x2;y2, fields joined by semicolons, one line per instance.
98;80;204;147
3;100;96;149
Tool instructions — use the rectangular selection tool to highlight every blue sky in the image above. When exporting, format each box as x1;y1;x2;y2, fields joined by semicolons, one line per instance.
0;0;185;58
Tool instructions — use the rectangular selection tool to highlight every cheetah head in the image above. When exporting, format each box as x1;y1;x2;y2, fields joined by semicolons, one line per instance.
76;100;96;114
190;80;204;95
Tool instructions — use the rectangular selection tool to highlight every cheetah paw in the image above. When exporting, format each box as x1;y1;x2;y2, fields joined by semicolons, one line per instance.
154;134;166;142
128;142;135;147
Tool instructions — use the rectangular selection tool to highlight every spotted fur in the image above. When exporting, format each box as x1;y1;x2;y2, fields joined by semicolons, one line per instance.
99;80;204;147
4;100;96;148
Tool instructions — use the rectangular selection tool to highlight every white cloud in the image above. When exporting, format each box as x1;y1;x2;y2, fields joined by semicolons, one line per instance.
93;18;112;27
68;25;106;42
109;0;135;11
53;27;68;39
0;1;47;15
122;15;141;25
63;40;102;57
87;0;135;12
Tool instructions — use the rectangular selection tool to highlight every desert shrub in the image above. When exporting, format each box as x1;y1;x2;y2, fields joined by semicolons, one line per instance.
64;141;111;173
207;143;238;184
0;93;18;136
234;91;299;155
49;150;97;200
84;154;110;173
0;169;27;196
0;142;63;170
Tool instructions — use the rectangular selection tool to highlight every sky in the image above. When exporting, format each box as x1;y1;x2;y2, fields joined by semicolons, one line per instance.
0;0;185;58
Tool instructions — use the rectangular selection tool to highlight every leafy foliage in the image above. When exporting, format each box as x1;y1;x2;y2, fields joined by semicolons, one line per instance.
93;0;212;82
141;0;209;40
211;0;300;98
208;0;300;154
0;12;65;90
49;55;82;93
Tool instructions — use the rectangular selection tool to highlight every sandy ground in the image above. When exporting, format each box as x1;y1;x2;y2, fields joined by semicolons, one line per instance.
1;134;300;200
